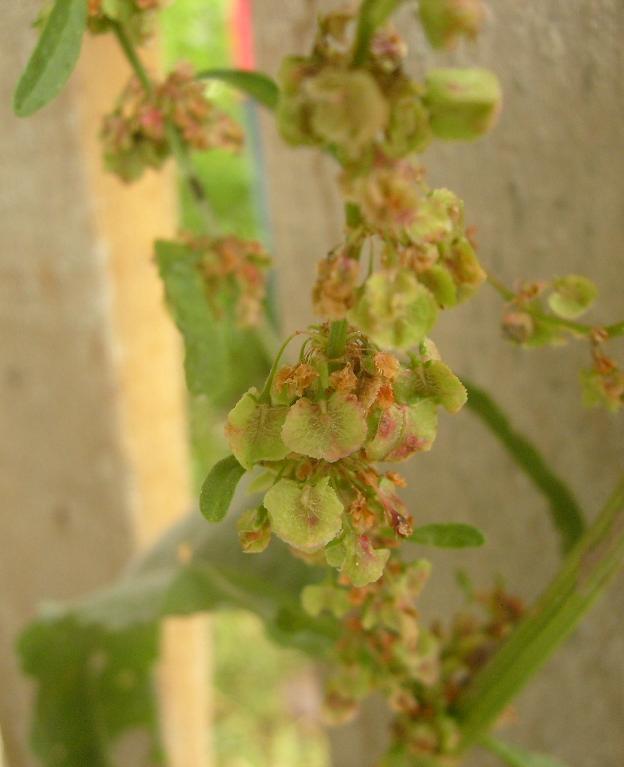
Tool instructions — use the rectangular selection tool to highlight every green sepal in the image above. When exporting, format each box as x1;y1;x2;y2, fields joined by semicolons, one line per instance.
341;536;390;587
365;401;438;462
349;270;438;349
282;392;367;463
547;275;597;319
264;478;344;552
425;67;502;141
419;264;458;308
394;360;467;413
199;454;246;523
237;506;272;553
226;388;289;469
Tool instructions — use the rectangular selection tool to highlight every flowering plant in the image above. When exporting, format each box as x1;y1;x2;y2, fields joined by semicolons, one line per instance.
11;1;624;766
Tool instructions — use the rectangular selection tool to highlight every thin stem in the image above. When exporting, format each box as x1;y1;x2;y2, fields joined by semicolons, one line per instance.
463;379;585;553
487;273;624;339
112;23;153;95
112;21;217;233
327;319;349;359
455;472;624;751
165;122;219;232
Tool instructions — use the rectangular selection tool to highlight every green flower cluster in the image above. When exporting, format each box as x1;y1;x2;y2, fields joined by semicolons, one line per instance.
228;325;466;587
101;64;243;182
276;8;500;163
305;564;524;766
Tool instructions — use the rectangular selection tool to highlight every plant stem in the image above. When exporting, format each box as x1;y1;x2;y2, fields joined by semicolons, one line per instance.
455;472;624;751
327;319;349;359
112;23;153;94
463;379;585;553
487;273;624;339
112;22;217;233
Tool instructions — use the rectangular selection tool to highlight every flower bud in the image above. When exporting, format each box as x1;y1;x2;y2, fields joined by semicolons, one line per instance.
419;0;487;49
424;67;501;140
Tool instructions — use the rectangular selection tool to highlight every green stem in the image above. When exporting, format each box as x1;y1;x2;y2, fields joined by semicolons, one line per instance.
463;380;585;553
165;122;219;232
487;273;624;339
455;472;624;751
112;23;152;94
327;319;349;359
112;22;216;233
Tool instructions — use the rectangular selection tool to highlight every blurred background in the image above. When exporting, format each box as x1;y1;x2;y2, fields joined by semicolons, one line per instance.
1;1;623;766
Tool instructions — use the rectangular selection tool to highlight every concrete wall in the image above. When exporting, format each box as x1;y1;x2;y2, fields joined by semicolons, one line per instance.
252;2;624;765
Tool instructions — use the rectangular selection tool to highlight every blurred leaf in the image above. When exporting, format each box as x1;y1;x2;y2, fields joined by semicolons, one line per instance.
352;0;404;65
14;0;87;117
200;454;245;521
463;379;585;553
482;735;569;767
409;523;485;548
155;240;270;408
19;512;337;767
155;239;227;396
198;68;279;110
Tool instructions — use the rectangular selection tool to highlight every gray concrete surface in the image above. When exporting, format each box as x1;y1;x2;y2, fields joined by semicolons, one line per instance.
252;2;624;765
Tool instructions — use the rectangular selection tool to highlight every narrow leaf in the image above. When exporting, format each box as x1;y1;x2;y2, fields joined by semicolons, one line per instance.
409;523;485;548
463;379;585;553
200;454;245;522
482;735;570;767
14;0;87;117
352;0;404;66
198;68;279;110
457;475;624;749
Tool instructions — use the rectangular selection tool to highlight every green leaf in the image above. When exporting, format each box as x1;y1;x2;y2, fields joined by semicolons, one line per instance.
198;68;279;110
409;522;485;548
199;454;245;522
352;0;405;66
155;240;227;396
14;0;87;117
264;478;344;552
226;388;289;469
463;379;585;553
548;275;598;320
282;392;367;462
482;735;570;767
18;512;339;767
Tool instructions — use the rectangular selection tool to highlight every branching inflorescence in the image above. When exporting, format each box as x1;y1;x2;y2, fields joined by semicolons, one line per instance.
12;0;624;765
